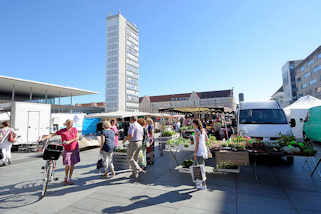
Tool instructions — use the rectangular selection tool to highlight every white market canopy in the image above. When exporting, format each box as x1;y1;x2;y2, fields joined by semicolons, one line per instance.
284;95;321;139
284;95;321;110
86;111;172;119
0;75;96;100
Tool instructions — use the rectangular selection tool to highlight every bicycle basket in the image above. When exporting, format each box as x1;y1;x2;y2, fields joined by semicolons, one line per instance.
43;144;64;160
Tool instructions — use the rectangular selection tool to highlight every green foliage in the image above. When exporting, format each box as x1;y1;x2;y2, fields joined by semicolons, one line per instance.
179;126;193;131
114;148;127;153
161;130;176;137
278;134;296;147
167;137;190;147
302;145;317;156
182;160;194;168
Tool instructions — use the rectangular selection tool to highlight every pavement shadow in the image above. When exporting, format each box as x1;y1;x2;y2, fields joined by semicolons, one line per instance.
55;163;96;172
0;179;57;209
101;188;198;213
46;175;132;197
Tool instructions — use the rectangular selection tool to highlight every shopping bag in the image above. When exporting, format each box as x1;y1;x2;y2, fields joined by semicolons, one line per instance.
190;164;206;182
97;154;104;170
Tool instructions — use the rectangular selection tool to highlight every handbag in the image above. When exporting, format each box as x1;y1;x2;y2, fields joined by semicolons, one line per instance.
8;131;16;143
97;153;104;170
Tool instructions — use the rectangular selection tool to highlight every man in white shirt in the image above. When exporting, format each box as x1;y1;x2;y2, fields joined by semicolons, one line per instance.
124;116;144;178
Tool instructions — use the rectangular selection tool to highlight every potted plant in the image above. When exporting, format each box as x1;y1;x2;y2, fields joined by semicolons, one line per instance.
167;137;190;150
177;159;193;173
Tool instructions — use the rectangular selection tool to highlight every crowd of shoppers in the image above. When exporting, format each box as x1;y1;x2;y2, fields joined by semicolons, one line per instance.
2;115;210;191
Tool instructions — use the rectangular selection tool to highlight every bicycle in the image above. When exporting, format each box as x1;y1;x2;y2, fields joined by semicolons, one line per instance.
41;139;63;198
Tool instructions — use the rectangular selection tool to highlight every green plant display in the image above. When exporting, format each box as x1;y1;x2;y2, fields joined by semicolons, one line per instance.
114;148;127;153
302;145;317;156
161;130;176;137
278;134;296;147
167;137;190;147
179;126;193;131
182;160;193;168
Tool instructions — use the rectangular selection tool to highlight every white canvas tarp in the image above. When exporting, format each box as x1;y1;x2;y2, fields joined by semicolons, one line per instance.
0;112;10;122
284;95;321;139
86;111;171;119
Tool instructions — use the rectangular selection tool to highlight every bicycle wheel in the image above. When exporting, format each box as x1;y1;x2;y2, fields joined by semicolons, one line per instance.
41;161;52;197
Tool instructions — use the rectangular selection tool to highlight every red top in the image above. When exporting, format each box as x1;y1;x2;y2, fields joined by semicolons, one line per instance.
56;127;78;152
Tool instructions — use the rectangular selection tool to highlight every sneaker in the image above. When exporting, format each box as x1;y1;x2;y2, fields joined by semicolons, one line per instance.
7;159;12;165
136;170;146;178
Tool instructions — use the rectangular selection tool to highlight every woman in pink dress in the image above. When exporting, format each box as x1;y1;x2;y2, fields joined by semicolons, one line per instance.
110;119;119;148
41;119;80;185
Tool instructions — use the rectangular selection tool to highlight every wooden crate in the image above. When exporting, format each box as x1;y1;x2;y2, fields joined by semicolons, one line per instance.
215;151;249;166
216;166;240;174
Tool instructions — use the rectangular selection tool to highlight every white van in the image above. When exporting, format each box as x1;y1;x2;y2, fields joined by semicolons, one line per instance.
237;101;295;142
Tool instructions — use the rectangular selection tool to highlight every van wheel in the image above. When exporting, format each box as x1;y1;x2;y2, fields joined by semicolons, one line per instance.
287;156;294;165
303;132;310;143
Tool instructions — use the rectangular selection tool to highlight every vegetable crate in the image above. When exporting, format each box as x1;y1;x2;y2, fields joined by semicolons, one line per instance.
216;166;240;174
215;151;250;166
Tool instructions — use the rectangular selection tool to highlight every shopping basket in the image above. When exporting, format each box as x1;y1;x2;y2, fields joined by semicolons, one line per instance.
43;144;64;160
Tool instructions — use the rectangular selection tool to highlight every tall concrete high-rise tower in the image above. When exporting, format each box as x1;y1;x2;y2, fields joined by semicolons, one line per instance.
106;13;139;112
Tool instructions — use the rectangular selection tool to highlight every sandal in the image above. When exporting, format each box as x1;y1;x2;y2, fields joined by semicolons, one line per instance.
102;173;109;179
64;177;68;185
69;179;73;185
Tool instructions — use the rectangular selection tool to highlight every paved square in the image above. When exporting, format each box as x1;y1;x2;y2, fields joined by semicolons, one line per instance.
1;144;321;214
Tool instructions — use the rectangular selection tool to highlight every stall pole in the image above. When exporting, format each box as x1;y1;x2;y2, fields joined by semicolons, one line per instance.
29;88;33;101
45;90;48;103
223;112;229;139
11;86;15;102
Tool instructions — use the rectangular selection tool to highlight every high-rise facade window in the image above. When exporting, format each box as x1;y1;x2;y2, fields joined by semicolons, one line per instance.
308;59;315;66
301;66;305;72
304;72;311;79
310;79;317;85
313;65;321;73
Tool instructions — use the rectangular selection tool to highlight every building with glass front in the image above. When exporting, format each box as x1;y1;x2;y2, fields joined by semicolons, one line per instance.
106;13;139;112
282;60;302;106
295;46;321;99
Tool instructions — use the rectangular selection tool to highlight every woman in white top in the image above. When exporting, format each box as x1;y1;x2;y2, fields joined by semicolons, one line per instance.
192;119;208;190
0;121;16;166
192;119;208;164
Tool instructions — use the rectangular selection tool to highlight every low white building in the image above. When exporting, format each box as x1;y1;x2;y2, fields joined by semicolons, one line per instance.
271;86;286;108
139;89;235;113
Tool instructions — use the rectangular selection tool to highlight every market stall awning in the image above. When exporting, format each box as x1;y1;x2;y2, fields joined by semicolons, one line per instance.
0;75;97;100
159;106;233;114
86;111;151;119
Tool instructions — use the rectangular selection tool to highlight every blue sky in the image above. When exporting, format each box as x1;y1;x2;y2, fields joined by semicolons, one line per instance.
1;0;321;104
